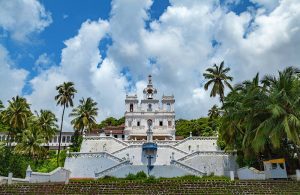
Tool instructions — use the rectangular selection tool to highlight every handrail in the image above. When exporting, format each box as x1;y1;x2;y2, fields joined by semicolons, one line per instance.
158;145;188;155
95;160;131;178
173;136;218;147
171;160;205;176
68;152;123;162
176;151;233;162
83;136;128;147
111;145;140;155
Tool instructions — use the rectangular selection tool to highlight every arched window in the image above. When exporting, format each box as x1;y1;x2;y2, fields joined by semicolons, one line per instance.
148;104;152;111
166;103;171;111
130;104;133;112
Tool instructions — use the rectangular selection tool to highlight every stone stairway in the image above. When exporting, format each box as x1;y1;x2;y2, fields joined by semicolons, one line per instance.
0;180;299;194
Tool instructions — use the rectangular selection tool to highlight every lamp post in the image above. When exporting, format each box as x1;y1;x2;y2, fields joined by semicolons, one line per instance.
142;119;157;176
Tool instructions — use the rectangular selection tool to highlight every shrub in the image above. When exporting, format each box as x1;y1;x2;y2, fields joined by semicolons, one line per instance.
136;171;147;179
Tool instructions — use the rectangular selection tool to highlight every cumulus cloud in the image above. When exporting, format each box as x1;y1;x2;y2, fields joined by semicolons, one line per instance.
26;19;129;130
0;0;52;42
0;44;28;104
8;0;300;131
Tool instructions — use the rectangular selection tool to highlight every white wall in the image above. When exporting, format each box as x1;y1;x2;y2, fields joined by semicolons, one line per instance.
80;138;126;153
175;138;219;153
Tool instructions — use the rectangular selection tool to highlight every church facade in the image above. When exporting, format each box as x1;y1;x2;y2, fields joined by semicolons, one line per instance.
64;75;237;178
124;75;175;140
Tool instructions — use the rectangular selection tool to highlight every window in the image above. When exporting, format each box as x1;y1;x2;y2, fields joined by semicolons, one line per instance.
148;104;152;111
168;121;172;126
128;120;132;127
54;136;57;143
62;136;66;143
137;121;140;126
166;103;171;111
130;104;133;112
114;135;118;138
159;121;163;126
271;163;277;169
67;136;70;143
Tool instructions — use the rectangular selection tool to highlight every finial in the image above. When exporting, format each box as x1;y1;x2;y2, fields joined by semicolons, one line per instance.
148;75;152;84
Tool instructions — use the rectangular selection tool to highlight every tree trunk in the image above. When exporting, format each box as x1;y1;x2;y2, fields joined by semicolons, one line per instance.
57;104;65;166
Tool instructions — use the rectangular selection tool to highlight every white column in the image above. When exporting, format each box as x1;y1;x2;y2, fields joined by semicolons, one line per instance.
8;172;13;185
230;171;235;181
296;170;300;181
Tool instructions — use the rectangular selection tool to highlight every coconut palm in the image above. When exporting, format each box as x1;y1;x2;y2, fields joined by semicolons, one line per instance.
35;110;58;143
55;82;77;166
2;96;32;147
203;61;233;104
254;67;300;164
208;105;220;119
70;97;98;135
14;125;46;161
0;100;3;111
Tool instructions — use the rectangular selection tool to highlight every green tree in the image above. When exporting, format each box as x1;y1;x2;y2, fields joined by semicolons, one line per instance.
0;100;3;111
208;105;220;119
35;110;58;144
203;61;233;104
14;125;46;162
254;67;300;165
70;97;98;135
2;96;32;147
55;82;77;166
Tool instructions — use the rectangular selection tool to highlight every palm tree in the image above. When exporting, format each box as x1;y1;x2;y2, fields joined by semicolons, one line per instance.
254;67;300;164
35;110;58;144
203;61;233;104
55;82;77;166
14;125;46;162
0;100;4;111
70;97;98;135
2;96;32;147
208;105;220;119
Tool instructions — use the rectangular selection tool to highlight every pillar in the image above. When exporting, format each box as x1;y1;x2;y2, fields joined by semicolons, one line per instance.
296;170;300;181
230;171;235;181
8;172;13;185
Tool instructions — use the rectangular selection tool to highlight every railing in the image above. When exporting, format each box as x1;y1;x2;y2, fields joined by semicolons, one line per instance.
83;136;128;147
171;160;205;176
173;136;218;147
68;152;123;162
111;145;141;155
176;151;233;162
94;160;131;178
158;145;188;155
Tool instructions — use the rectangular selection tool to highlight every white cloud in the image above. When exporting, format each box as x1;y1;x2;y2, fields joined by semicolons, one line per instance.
26;19;129;130
0;44;28;104
22;0;300;130
0;0;52;42
34;53;54;72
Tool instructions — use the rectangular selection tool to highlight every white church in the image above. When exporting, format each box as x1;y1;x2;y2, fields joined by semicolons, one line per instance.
64;75;237;178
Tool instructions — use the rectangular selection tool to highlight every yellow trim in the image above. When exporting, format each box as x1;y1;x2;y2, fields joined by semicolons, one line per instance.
263;158;285;164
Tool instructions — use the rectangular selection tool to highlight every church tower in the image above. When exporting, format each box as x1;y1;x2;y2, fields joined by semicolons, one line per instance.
124;75;176;140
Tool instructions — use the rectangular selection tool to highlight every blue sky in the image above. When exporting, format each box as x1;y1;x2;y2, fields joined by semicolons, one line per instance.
0;0;299;124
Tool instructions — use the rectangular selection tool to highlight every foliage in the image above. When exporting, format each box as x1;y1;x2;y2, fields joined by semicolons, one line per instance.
70;97;98;134
35;110;58;143
219;67;300;170
55;81;77;166
203;61;233;103
14;125;47;160
70;129;83;152
97;117;125;129
0;147;66;178
1;96;32;145
175;117;219;137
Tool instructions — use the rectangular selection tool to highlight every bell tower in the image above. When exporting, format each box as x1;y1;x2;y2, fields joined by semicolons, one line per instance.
143;75;157;99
